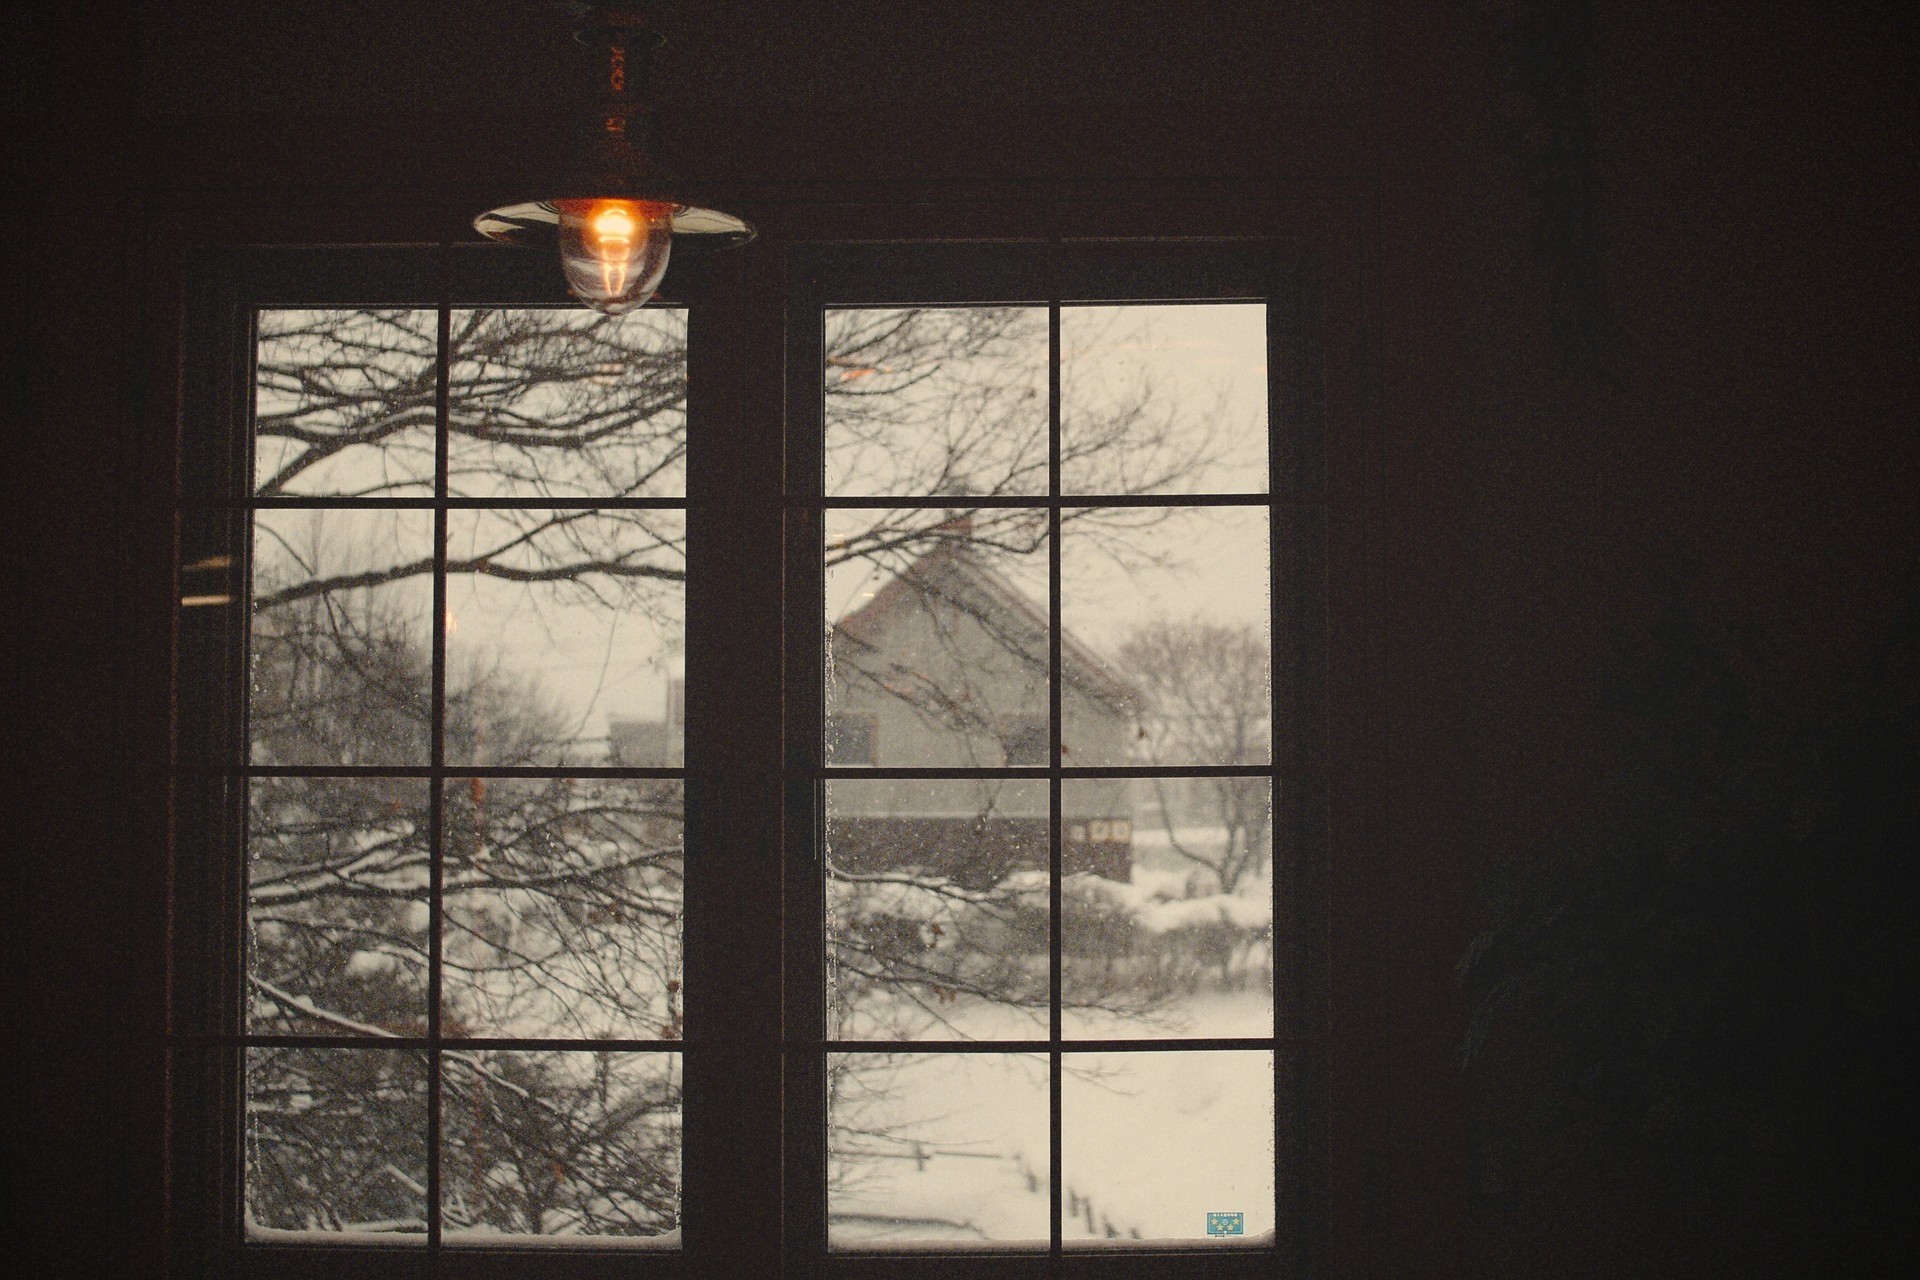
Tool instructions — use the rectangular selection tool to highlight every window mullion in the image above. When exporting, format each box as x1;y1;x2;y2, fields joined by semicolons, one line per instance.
681;247;790;1275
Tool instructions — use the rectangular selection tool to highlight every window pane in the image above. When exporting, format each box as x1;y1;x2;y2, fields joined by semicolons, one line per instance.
245;1047;429;1239
1061;505;1271;766
1062;778;1274;1040
826;507;1050;769
1001;715;1048;765
250;508;435;766
441;777;683;1040
254;309;439;499
1061;303;1268;497
824;307;1048;498
248;776;431;1036
827;779;1048;1042
448;308;688;500
828;1052;1049;1250
1062;1050;1274;1246
824;714;875;765
441;1050;681;1243
444;509;685;768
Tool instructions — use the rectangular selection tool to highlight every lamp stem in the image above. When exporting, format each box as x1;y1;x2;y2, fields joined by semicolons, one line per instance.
578;5;658;148
605;34;629;143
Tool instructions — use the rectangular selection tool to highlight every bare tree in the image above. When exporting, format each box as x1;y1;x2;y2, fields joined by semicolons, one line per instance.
245;599;684;1236
1118;620;1272;894
242;302;1231;1236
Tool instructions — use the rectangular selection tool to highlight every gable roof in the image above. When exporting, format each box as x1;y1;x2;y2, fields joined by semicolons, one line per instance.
832;533;1139;714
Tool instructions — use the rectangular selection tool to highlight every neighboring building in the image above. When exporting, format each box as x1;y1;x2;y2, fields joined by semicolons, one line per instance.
825;525;1138;887
609;676;685;767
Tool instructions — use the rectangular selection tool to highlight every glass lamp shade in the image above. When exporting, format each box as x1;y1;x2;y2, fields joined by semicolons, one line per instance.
475;199;756;312
553;198;675;315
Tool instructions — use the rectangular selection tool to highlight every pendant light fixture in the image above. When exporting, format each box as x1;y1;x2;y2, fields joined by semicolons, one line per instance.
475;3;753;314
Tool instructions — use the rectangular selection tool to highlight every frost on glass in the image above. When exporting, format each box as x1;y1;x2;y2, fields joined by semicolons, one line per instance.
1062;1051;1275;1246
254;310;439;498
441;778;683;1040
826;779;1048;1042
1062;778;1274;1040
824;307;1047;498
825;507;1053;769
1061;504;1272;767
247;776;431;1036
246;1047;428;1239
829;1053;1048;1250
1061;303;1268;497
249;508;435;767
448;308;689;500
441;1051;681;1243
443;509;685;768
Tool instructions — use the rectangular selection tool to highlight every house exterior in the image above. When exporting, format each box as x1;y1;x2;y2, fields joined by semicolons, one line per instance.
824;527;1138;887
609;677;685;767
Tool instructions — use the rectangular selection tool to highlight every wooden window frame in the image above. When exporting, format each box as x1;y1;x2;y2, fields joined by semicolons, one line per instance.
167;196;1370;1280
781;241;1329;1280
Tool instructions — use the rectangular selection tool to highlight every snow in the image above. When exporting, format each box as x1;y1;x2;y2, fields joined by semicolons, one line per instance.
246;1224;427;1244
1065;869;1272;933
244;1225;683;1249
344;949;401;978
442;1227;681;1249
825;1015;1277;1248
827;848;1278;1249
1060;1048;1275;1244
829;1052;1050;1248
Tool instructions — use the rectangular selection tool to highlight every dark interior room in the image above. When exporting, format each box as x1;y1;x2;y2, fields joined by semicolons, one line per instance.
7;1;1913;1276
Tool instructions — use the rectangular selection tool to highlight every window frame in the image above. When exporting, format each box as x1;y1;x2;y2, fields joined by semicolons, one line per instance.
168;207;1359;1280
781;241;1329;1278
171;245;719;1280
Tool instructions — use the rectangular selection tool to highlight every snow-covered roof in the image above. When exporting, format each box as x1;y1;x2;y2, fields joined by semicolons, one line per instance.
833;535;1139;714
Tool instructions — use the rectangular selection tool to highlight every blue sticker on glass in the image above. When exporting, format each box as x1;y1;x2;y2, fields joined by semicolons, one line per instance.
1207;1211;1245;1236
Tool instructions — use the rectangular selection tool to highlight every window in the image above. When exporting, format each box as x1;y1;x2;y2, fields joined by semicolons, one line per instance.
790;245;1311;1266
175;237;1326;1276
174;252;697;1272
1001;716;1050;767
824;714;876;766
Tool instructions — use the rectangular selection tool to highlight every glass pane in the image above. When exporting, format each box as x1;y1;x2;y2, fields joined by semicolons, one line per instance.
441;1051;681;1243
828;1052;1049;1250
1061;505;1271;766
1062;778;1274;1039
441;778;683;1040
448;308;688;499
254;309;439;498
1062;1050;1274;1246
245;1047;428;1239
445;509;685;768
826;507;1050;769
1061;303;1268;497
248;776;431;1036
827;779;1048;1042
250;508;434;766
824;307;1048;498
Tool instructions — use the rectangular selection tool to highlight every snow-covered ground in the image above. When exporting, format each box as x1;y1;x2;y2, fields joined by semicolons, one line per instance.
828;1023;1275;1247
831;828;1277;1249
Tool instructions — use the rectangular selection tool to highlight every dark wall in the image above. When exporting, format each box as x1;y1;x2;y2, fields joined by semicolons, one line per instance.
1452;2;1916;1274
8;1;1912;1275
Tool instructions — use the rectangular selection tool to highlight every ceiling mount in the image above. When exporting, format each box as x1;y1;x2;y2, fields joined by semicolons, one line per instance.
475;2;753;313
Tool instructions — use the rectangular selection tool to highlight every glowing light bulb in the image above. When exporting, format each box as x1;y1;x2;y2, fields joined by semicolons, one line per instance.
553;198;675;314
